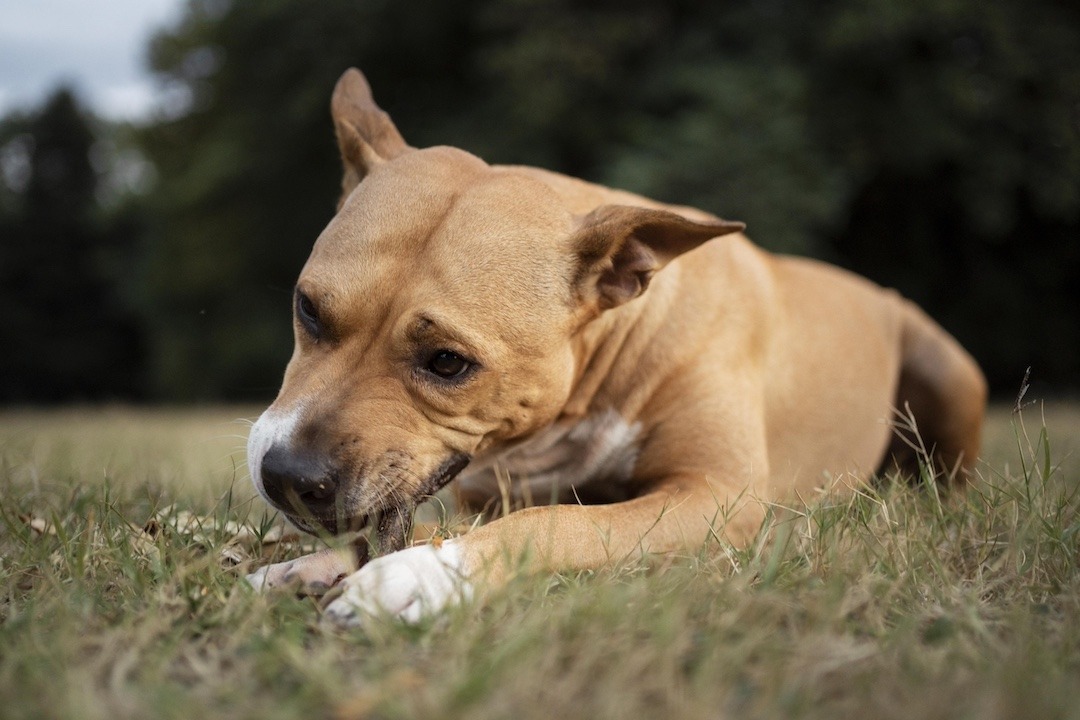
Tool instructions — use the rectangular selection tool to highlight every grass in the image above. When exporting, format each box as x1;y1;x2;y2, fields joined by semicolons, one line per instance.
1;403;1079;719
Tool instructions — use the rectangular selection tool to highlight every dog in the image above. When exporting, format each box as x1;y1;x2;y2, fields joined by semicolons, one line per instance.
246;68;987;626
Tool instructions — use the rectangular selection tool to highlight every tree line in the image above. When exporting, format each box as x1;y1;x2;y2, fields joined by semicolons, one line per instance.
1;0;1077;402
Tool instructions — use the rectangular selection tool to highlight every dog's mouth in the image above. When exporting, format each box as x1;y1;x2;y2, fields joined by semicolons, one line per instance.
281;452;472;553
283;509;368;538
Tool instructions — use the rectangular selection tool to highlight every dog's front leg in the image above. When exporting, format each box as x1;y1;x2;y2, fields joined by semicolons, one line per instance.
321;479;765;628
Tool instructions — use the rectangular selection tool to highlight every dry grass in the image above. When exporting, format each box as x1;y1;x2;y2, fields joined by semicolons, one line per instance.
1;403;1078;719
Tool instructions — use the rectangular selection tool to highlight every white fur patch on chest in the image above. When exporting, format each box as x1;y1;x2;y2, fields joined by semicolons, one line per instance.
458;409;643;504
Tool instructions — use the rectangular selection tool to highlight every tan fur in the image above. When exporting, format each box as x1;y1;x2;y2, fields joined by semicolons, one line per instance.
252;68;987;592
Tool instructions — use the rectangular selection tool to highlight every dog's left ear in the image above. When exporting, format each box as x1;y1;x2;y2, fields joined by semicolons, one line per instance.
331;68;413;209
571;205;745;311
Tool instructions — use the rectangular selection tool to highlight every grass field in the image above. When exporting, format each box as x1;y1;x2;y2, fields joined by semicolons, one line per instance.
1;403;1079;719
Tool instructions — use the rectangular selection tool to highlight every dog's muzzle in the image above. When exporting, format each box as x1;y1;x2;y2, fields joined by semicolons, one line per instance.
253;436;472;539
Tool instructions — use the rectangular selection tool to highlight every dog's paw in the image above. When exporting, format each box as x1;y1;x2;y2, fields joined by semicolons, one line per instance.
321;540;471;628
246;546;360;596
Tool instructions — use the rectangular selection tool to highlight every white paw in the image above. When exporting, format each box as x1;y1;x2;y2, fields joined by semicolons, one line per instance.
321;541;471;627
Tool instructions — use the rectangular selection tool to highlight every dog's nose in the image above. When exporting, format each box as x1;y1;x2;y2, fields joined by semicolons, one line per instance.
260;444;338;514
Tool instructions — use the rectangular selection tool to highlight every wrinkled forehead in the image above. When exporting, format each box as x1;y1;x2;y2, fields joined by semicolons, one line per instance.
307;147;482;269
301;148;574;304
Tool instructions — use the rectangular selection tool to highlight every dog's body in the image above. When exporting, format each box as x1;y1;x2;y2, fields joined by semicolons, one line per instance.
246;69;987;626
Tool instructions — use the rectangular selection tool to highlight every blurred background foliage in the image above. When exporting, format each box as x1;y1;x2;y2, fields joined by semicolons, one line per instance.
0;0;1077;402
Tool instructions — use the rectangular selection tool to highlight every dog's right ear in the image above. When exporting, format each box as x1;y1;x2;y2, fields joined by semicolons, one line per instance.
331;68;412;209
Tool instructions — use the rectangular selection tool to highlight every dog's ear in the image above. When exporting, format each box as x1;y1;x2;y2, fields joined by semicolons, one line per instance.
331;68;412;208
571;205;745;311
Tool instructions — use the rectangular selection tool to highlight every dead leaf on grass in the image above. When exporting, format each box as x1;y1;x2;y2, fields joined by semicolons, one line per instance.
19;514;57;536
139;504;307;569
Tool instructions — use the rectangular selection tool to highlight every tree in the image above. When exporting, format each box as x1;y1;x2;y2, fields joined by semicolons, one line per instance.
808;0;1080;393
0;88;146;402
133;0;1080;399
133;0;488;400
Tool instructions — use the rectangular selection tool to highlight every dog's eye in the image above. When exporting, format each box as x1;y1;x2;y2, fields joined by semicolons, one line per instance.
296;291;320;337
426;350;470;379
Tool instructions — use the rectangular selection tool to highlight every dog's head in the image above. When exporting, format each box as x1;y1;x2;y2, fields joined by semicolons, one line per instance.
247;69;743;541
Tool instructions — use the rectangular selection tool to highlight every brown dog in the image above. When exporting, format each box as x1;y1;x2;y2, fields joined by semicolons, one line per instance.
246;68;986;626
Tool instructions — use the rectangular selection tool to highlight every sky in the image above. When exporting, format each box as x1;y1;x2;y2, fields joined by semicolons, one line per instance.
0;0;186;121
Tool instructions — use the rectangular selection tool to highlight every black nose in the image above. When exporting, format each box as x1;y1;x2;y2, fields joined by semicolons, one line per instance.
260;444;338;516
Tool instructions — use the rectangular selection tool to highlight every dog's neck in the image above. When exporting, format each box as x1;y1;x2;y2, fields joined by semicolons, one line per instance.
561;265;681;422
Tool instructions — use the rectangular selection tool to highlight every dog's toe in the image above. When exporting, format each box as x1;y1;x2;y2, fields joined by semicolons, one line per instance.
319;540;471;628
321;596;364;628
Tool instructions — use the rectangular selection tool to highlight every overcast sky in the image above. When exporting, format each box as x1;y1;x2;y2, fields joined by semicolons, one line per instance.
0;0;186;121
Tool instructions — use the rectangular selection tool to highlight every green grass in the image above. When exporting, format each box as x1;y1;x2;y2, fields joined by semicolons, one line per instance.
1;404;1079;720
